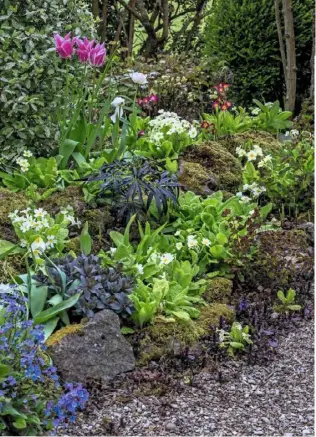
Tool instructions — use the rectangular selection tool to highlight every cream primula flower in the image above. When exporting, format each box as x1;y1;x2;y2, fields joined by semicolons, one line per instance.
160;253;174;265
202;238;211;247
46;235;57;249
31;237;46;255
246;150;257;161
187;235;198;249
34;208;48;219
176;242;183;250
135;264;144;274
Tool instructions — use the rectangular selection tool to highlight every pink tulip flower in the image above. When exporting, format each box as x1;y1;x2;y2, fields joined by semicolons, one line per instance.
89;43;106;67
53;33;75;59
76;37;95;63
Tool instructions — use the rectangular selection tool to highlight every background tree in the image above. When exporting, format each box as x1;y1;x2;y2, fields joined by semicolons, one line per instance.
203;0;313;110
90;0;213;57
275;0;297;112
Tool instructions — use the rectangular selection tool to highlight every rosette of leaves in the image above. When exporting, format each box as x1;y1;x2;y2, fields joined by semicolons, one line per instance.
82;157;179;223
34;254;134;319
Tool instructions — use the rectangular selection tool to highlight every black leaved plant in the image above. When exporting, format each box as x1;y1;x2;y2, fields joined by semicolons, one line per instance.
34;254;134;319
82;157;179;223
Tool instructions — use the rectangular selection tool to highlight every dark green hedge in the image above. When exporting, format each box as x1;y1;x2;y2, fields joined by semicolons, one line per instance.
0;0;96;160
203;0;314;108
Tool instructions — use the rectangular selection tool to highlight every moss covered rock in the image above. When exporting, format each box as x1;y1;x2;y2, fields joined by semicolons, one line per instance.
179;142;242;194
217;131;282;156
0;254;26;282
0;189;28;242
137;304;234;365
46;323;85;347
242;229;313;293
195;304;234;332
40;186;114;237
203;277;233;304
40;186;86;216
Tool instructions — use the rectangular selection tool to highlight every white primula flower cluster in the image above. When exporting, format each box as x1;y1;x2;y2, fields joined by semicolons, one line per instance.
237;182;266;201
16;157;30;173
257;154;272;168
16;150;33;172
60;207;82;227
148;111;197;144
9;208;50;233
285;129;299;138
250;107;261;116
236;144;263;161
9;209;59;257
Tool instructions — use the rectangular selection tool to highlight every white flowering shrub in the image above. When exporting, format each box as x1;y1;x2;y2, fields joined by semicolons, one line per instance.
9;206;81;261
135;110;198;162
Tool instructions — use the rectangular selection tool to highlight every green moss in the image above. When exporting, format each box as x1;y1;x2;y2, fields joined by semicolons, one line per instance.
203;278;233;303
137;320;203;366
0;254;26;282
180;142;242;193
0;189;29;241
195;304;235;332
218;131;282;155
82;207;113;236
40;186;86;215
178;161;214;194
46;323;84;347
137;304;235;365
65;237;81;254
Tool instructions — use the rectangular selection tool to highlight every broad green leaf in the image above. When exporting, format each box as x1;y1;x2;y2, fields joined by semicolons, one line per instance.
34;293;81;324
30;285;48;317
43;317;59;340
80;221;92;256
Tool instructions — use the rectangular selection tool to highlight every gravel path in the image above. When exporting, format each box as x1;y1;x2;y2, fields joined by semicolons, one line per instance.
66;318;314;436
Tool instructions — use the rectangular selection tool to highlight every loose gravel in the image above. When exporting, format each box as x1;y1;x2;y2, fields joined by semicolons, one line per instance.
65;318;314;436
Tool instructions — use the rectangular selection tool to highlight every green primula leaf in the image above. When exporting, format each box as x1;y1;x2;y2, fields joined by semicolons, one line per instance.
34;293;81;324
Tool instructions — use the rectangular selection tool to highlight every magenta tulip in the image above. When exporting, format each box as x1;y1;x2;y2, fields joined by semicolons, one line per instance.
89;43;106;67
53;33;75;59
76;37;95;63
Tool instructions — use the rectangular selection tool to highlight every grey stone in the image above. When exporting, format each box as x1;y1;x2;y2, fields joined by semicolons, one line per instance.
49;310;135;383
165;422;177;431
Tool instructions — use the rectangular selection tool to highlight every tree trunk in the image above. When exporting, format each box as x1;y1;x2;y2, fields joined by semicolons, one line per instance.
274;0;287;82
127;0;136;55
92;0;100;19
100;0;108;42
282;0;297;112
311;9;315;100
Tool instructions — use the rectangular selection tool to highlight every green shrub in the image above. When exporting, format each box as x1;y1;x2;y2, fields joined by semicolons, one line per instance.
0;0;96;160
203;0;314;107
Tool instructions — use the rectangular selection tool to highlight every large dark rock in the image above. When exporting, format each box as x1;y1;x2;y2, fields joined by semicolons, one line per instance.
48;310;135;383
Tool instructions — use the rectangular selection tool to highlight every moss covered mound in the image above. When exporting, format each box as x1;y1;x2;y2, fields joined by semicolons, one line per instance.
40;186;114;238
179;142;242;194
242;229;313;293
137;304;235;365
40;186;86;216
203;277;233;304
217;131;282;156
0;189;29;241
0;254;26;282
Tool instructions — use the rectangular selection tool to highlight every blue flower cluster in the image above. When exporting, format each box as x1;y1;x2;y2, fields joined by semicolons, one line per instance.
0;285;89;434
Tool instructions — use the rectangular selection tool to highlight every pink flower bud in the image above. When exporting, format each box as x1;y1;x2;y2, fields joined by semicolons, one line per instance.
53;33;76;59
89;43;106;67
